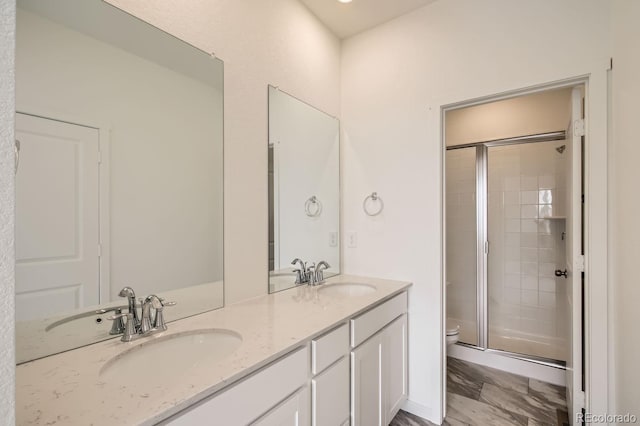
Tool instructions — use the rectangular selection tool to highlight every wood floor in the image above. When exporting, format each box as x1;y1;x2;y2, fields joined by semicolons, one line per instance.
390;357;570;426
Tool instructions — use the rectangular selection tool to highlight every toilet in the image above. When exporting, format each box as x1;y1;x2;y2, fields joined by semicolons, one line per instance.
446;320;460;347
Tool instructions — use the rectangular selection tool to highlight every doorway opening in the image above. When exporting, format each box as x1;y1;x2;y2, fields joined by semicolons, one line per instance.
443;82;586;419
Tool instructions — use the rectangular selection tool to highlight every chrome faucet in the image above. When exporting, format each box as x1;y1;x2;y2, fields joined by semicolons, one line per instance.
315;261;330;284
291;258;308;285
307;261;330;286
108;287;176;342
118;286;140;331
141;295;163;334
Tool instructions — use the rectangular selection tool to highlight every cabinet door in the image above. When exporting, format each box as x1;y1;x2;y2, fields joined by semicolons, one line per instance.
383;314;407;424
253;385;310;426
351;334;382;426
312;357;349;426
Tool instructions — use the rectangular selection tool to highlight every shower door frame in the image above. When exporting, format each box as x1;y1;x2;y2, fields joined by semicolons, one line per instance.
447;131;568;367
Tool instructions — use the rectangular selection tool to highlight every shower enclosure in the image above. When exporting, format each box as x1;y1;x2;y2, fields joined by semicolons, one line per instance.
446;133;570;365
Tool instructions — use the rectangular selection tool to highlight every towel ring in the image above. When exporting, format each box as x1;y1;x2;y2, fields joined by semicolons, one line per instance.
363;192;384;216
14;139;20;174
305;196;322;217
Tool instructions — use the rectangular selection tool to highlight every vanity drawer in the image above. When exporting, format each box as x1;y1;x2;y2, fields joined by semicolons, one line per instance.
163;345;309;425
350;292;407;348
312;323;349;374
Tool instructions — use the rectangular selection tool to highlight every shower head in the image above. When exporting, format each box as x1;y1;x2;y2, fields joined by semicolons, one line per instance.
556;145;566;154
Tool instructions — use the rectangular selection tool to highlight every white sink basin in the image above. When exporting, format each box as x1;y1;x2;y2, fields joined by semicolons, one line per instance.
318;282;376;297
99;329;242;388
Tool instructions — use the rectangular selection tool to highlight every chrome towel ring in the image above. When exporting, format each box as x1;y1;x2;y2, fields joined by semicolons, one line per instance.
363;192;384;216
305;196;322;217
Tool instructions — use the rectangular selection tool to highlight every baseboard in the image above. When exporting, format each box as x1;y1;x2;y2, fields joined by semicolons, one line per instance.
448;344;566;386
402;399;439;424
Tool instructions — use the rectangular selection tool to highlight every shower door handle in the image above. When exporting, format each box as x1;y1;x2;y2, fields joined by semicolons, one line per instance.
555;269;568;278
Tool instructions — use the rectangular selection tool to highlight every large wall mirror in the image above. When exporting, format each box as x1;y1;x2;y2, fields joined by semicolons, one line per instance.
268;86;340;293
15;0;224;363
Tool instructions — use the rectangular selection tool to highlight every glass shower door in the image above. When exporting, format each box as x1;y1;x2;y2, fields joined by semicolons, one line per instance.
445;147;478;346
486;142;568;361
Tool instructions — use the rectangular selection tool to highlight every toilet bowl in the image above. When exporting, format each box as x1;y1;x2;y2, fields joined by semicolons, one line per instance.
446;321;460;347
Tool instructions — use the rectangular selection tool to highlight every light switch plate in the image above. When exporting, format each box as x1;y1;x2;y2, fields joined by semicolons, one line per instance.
347;231;357;248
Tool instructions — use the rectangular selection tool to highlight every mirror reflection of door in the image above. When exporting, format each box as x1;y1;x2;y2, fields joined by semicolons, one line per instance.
15;112;100;321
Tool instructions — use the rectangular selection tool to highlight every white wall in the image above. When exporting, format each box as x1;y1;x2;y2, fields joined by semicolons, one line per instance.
0;0;16;422
341;0;610;422
16;8;224;300
610;0;640;419
105;0;342;304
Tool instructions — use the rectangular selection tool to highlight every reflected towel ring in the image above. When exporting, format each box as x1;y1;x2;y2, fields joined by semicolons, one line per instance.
305;196;322;217
363;192;384;216
14;139;20;174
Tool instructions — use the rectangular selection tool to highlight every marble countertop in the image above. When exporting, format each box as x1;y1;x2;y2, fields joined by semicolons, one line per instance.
16;275;411;425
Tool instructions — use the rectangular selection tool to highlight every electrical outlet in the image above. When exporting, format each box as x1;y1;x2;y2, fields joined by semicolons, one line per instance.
329;232;338;247
347;231;358;248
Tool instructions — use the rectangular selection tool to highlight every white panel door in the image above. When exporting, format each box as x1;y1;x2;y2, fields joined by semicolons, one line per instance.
15;113;100;321
351;333;382;426
565;87;585;423
383;314;408;424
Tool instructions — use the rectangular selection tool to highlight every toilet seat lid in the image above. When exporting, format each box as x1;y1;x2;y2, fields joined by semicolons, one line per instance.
446;321;460;336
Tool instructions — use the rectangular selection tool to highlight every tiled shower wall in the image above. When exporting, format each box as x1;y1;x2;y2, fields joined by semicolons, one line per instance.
487;141;568;361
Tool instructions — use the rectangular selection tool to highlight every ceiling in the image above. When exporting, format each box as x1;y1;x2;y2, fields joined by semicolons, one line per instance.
299;0;438;39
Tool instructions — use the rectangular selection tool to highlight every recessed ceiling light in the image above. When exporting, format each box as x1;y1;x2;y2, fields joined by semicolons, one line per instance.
338;0;352;3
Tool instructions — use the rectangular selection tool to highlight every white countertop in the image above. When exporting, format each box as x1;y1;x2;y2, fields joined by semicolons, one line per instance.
16;275;411;425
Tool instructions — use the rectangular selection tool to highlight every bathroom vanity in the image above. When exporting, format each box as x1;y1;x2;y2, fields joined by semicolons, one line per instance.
16;275;410;425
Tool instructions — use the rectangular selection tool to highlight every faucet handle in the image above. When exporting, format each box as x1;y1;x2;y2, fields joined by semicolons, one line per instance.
95;305;128;315
108;312;138;342
96;306;127;335
152;300;176;331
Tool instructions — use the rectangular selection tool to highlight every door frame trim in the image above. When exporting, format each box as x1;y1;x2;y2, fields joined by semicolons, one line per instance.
438;73;609;423
16;105;112;304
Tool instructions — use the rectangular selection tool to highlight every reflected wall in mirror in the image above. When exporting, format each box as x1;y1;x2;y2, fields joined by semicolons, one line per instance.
15;0;224;363
268;86;340;293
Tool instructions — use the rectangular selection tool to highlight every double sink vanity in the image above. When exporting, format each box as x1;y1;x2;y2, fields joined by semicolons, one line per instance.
13;1;410;425
17;276;411;425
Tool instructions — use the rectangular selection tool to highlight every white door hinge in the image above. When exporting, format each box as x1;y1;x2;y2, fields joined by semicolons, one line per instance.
98;243;102;258
98;151;102;164
574;119;585;137
576;255;585;272
485;241;490;254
